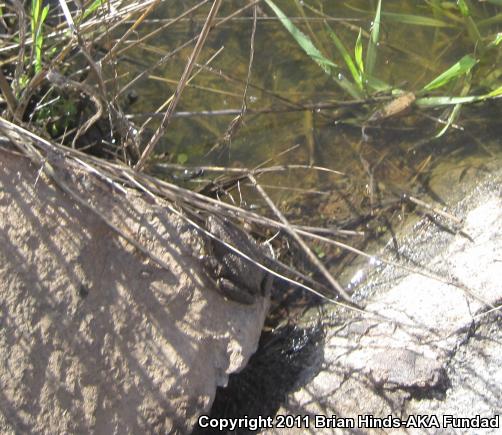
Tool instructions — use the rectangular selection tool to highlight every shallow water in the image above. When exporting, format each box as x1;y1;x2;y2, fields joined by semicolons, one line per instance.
122;2;500;162
122;3;499;196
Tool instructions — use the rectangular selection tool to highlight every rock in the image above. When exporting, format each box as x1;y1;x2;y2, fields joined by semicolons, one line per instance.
0;147;269;434
272;158;502;434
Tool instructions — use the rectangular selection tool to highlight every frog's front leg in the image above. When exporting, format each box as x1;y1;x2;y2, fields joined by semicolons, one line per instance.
216;277;256;305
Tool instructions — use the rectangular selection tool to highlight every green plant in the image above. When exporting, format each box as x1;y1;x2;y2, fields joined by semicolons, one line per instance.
30;0;50;73
264;0;502;135
81;0;106;21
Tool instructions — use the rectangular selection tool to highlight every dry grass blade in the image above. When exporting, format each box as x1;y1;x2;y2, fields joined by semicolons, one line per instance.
57;0;76;32
221;4;258;146
135;0;223;170
247;174;356;306
117;1;261;99
0;69;18;118
103;0;163;62
112;0;211;60
139;46;225;136
10;0;27;96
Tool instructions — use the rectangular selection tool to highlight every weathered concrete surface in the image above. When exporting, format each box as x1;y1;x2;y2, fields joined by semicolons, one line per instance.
273;159;502;434
0;148;269;434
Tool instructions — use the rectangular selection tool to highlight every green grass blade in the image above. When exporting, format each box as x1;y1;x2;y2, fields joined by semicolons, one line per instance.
426;0;464;23
31;0;39;35
355;28;364;75
264;0;337;75
41;4;49;21
435;79;471;137
329;72;364;100
382;11;452;27
31;0;49;73
487;85;502;98
346;3;453;27
365;75;392;92
34;4;49;73
434;103;462;138
478;13;502;27
82;0;105;20
457;0;470;16
420;81;502;135
325;24;362;90
416;96;478;106
465;17;482;44
265;0;362;98
488;32;502;47
421;55;477;92
365;0;382;77
457;0;482;43
415;88;502;106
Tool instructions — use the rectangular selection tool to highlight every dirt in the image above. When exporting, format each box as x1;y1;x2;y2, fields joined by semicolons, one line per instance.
0;147;269;434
